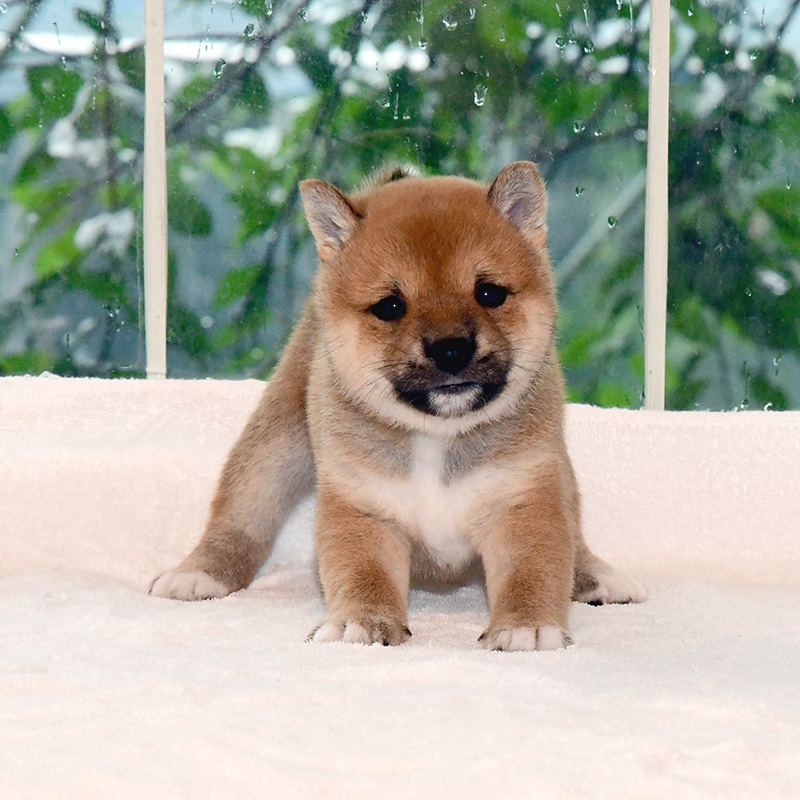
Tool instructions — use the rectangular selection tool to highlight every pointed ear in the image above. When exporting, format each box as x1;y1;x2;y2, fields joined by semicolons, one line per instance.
300;179;361;262
488;162;548;248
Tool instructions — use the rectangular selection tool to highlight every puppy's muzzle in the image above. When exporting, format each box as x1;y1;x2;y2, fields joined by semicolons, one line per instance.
392;338;508;418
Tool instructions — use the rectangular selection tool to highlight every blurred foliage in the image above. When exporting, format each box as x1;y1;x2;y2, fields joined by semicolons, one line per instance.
0;0;799;408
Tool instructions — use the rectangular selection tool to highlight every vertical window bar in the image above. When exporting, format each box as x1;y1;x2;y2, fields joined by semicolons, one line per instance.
643;0;671;410
144;0;168;379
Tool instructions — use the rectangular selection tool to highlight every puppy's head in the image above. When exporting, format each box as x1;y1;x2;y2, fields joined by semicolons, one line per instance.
301;162;557;435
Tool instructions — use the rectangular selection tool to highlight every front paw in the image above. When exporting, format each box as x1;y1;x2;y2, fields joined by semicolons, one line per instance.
573;565;648;606
307;616;412;646
479;624;572;652
149;569;232;601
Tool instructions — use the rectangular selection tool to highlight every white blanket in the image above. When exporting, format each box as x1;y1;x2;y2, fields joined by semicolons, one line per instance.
2;376;799;798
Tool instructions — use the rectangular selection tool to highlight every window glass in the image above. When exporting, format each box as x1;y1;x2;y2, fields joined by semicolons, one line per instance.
0;0;649;403
11;2;797;411
158;0;649;405
667;0;800;409
0;0;145;376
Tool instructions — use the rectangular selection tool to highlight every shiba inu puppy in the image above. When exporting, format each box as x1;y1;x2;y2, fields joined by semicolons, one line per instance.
151;162;647;650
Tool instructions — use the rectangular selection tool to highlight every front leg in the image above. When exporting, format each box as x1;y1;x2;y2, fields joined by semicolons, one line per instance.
479;465;575;652
150;308;316;601
309;486;412;646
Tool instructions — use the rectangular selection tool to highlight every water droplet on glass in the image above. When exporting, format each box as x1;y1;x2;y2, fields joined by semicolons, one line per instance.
744;286;752;297
786;177;792;189
687;4;693;16
418;37;428;49
583;40;594;54
243;22;255;37
264;0;273;16
575;186;585;197
0;4;8;13
607;215;618;228
473;84;487;106
382;97;391;108
52;19;61;45
594;128;603;137
469;7;476;19
298;7;307;21
763;402;773;411
573;119;585;133
555;35;567;50
774;353;782;375
443;17;457;30
499;31;505;42
214;58;226;77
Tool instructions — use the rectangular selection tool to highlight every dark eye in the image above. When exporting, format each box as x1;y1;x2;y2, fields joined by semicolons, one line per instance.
475;282;508;308
370;294;407;321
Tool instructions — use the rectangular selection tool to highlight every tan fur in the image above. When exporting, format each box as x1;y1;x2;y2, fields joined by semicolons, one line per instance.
150;162;647;650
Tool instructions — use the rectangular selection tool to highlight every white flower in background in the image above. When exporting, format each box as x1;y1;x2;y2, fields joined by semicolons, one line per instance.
75;209;136;257
223;127;282;159
757;269;791;297
46;116;107;168
46;118;77;159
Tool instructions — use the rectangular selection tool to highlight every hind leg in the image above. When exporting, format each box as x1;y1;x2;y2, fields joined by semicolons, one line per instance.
572;543;648;605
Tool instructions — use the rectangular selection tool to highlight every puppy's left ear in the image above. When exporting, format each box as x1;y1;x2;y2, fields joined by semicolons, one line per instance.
488;161;548;249
300;179;362;263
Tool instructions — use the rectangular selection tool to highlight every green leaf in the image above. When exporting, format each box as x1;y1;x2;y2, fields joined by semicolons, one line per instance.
173;74;216;112
237;0;275;20
117;46;145;91
236;69;269;111
167;163;213;236
66;269;130;309
75;8;118;41
0;351;56;376
757;186;800;251
169;191;212;236
35;228;80;278
0;108;14;151
27;65;83;122
15;149;56;185
167;305;210;360
293;38;335;92
213;265;262;310
12;180;75;213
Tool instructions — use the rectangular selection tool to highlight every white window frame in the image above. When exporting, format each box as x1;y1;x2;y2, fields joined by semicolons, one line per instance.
144;0;168;380
142;0;672;408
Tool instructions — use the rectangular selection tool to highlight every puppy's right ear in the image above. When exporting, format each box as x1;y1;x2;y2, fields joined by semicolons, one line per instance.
300;180;361;262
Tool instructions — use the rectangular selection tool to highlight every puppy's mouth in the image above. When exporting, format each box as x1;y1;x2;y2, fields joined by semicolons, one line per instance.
392;366;507;418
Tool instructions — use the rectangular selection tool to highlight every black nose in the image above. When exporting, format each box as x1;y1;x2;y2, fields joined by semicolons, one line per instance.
425;337;476;375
